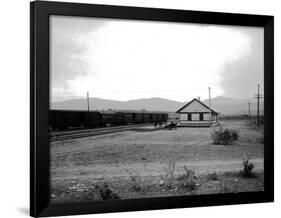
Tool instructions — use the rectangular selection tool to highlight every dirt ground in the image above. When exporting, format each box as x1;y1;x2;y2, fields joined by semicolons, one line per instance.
50;119;264;203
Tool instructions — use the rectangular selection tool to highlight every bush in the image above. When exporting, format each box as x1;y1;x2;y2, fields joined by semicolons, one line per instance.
240;153;255;178
127;172;143;192
177;166;197;191
206;172;218;181
230;129;239;141
161;160;176;189
96;182;121;200
211;127;239;145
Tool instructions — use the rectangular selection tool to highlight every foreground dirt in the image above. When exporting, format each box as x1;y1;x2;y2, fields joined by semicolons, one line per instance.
51;172;264;203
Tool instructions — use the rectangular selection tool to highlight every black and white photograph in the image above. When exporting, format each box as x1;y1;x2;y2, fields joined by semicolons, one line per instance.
49;15;265;203
0;0;278;217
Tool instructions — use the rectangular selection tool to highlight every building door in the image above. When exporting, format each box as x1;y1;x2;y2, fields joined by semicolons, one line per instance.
200;113;203;121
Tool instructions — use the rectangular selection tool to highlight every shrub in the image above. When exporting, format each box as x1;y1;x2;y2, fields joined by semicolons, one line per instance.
211;127;239;145
177;166;197;191
230;129;239;141
206;172;218;181
96;182;121;200
161;160;176;189
130;175;142;192
240;153;255;178
127;171;143;192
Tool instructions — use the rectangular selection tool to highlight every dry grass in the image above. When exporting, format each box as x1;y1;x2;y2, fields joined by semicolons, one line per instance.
51;120;263;168
50;119;264;203
50;171;264;203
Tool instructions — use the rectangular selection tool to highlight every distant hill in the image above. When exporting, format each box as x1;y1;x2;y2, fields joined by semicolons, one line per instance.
202;96;263;116
51;97;182;112
51;96;263;115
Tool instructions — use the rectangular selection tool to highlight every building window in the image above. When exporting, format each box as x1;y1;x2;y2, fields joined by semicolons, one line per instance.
192;113;200;121
180;113;188;120
188;113;192;121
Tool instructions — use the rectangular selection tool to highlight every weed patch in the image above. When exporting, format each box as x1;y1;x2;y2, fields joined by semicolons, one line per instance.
206;172;218;181
177;166;197;191
161;160;176;189
95;182;121;200
240;153;256;178
211;127;240;145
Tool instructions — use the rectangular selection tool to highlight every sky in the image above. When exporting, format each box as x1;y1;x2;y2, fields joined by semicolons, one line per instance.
50;15;264;102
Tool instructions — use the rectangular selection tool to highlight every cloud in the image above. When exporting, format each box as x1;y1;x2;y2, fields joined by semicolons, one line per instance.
50;17;263;102
50;16;107;99
220;28;264;98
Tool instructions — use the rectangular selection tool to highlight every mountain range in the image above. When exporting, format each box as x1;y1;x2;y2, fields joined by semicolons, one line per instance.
51;96;263;115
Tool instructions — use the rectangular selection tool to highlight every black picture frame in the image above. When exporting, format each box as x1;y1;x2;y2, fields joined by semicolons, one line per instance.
30;1;274;217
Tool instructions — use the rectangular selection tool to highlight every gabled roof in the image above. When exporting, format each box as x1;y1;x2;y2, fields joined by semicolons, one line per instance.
176;98;218;114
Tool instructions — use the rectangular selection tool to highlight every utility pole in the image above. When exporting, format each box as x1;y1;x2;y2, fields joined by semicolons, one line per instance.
254;84;263;127
248;102;251;118
87;91;90;112
208;87;211;127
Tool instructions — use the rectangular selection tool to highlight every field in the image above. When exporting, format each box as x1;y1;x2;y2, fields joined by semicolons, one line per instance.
50;119;264;203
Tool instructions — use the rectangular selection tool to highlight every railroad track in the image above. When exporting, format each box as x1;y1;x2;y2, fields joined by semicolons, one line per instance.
50;124;150;142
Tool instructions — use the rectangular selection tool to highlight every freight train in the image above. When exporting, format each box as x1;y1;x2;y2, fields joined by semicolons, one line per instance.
49;110;168;130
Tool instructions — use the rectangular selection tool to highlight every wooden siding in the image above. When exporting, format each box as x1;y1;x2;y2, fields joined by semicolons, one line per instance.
178;121;218;127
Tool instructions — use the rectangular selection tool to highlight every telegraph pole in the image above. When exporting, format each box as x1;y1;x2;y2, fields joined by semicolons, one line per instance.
248;102;251;118
208;87;211;127
254;84;263;127
87;91;90;112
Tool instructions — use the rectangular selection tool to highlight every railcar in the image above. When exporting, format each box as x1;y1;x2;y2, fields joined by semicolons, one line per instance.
163;113;168;121
85;112;102;128
151;113;157;122
120;112;134;125
113;112;125;126
134;113;144;123
143;113;150;123
100;111;114;127
49;110;168;130
157;114;164;122
50;110;84;130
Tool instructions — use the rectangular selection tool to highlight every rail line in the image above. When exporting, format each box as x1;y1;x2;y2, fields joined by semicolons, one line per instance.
50;124;151;142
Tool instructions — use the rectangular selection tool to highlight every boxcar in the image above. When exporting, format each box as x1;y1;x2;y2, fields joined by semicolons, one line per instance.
50;110;83;130
163;113;168;122
112;112;125;126
100;111;114;126
156;114;162;122
151;113;158;122
85;111;102;128
121;112;134;124
49;110;169;130
134;113;144;123
143;113;150;123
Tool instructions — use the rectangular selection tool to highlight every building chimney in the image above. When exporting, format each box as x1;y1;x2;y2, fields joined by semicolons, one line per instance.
197;97;200;101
